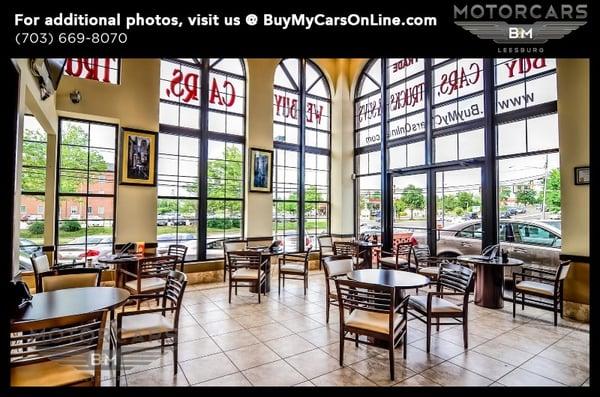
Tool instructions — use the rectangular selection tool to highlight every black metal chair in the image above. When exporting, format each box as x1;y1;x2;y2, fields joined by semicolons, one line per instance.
379;242;412;271
318;235;334;271
323;255;354;323
513;260;572;326
223;240;248;282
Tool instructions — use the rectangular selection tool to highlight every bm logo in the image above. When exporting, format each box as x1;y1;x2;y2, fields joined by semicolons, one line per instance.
509;25;533;39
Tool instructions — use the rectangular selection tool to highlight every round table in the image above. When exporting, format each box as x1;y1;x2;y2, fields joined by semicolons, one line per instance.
457;255;523;309
11;287;130;324
347;269;430;296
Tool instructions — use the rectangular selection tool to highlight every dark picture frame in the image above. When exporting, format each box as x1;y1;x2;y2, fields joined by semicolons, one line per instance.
249;147;273;193
574;166;589;185
119;128;158;186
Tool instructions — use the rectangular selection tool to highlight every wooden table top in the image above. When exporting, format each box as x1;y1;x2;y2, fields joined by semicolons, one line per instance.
11;287;130;324
347;269;430;289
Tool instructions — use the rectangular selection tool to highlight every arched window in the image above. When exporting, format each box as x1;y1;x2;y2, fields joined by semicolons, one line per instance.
354;58;559;261
158;58;246;261
273;59;331;252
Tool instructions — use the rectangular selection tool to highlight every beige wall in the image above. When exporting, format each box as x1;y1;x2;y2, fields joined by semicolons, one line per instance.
56;59;161;244
556;59;590;309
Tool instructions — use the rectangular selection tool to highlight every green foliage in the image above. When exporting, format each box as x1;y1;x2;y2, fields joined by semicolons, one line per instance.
207;219;241;229
28;221;44;235
499;186;511;203
282;186;324;214
60;220;81;232
456;191;478;210
454;207;464;216
21;128;47;192
401;184;425;220
393;198;407;217
545;168;561;213
516;188;538;206
206;145;243;213
157;199;177;215
57;124;109;193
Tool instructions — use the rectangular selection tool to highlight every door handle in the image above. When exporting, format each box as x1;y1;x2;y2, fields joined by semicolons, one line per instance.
513;248;528;254
461;242;471;247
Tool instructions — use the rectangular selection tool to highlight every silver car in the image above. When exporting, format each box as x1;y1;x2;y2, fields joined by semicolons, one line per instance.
435;219;561;279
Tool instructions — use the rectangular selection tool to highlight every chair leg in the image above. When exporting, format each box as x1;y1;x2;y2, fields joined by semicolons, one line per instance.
228;281;232;303
136;299;141;311
304;275;307;295
389;343;395;381
403;332;407;359
553;299;558;326
161;335;165;353
283;275;285;288
258;282;261;304
115;344;122;386
223;266;227;282
463;317;468;348
512;287;516;318
426;315;432;353
522;292;525;310
235;284;238;295
278;272;281;295
436;317;440;332
355;333;359;347
339;334;345;366
326;300;330;323
173;335;178;374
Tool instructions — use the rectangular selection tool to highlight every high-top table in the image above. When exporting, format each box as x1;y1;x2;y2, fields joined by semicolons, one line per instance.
457;255;524;309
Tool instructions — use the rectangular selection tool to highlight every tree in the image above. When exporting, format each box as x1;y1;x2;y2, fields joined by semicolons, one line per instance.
59;124;109;193
544;168;561;213
393;198;407;218
516;188;537;206
456;191;476;211
401;184;425;220
282;186;323;214
499;186;511;204
21;128;47;192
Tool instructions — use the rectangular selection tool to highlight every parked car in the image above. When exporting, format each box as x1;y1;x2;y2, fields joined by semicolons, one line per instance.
19;238;42;271
435;219;561;280
56;235;113;264
156;233;196;254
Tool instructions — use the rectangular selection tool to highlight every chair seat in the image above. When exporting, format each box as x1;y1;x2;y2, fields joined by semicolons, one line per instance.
345;309;405;334
11;357;94;386
418;266;440;277
231;268;259;280
280;264;305;273
409;295;463;313
114;312;175;339
379;256;407;267
125;277;166;292
515;280;555;297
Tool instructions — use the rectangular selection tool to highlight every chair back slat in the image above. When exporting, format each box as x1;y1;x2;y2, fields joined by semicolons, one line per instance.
138;256;178;277
161;271;187;325
335;279;394;315
334;241;357;257
439;262;473;292
227;250;263;269
167;244;188;270
224;240;248;253
10;310;107;367
318;236;333;250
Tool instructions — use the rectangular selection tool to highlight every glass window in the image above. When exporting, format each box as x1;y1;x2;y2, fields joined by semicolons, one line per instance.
273;60;331;251
159;58;246;261
56;119;116;264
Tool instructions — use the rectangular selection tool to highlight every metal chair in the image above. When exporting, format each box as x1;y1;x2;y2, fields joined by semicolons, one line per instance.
317;235;334;270
39;267;102;292
323;255;354;323
227;251;268;303
167;244;188;272
223;239;248;282
379;242;412;271
334;241;366;268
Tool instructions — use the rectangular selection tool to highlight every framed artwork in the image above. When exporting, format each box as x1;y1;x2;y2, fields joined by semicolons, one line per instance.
574;166;589;185
249;147;273;193
119;128;158;186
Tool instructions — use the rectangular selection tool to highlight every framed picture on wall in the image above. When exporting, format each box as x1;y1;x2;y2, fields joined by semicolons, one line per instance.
119;128;158;186
249;147;273;193
575;166;590;185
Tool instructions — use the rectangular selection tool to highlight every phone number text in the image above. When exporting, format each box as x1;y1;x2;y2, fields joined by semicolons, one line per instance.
15;32;128;45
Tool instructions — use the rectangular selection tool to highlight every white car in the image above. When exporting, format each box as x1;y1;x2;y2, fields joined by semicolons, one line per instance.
56;235;113;264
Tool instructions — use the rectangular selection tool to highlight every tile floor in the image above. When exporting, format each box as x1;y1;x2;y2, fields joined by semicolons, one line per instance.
102;271;590;387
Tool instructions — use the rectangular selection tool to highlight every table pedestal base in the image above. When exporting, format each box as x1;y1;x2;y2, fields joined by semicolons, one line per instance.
475;264;504;308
